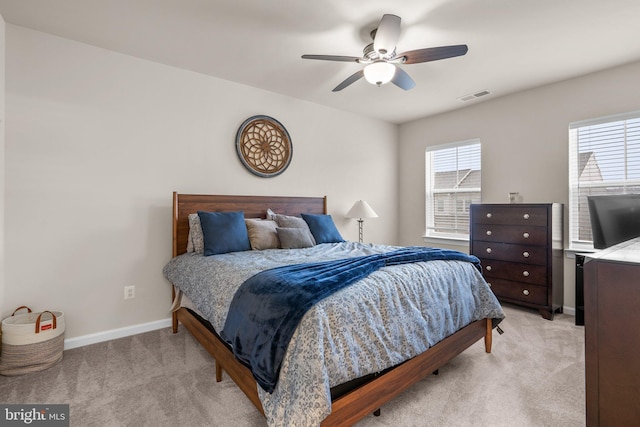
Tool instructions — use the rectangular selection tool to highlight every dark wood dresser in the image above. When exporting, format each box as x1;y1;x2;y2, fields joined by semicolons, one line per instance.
470;203;564;320
584;238;640;426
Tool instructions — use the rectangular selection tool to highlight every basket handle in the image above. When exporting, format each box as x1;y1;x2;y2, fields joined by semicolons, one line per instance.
12;306;33;316
35;311;57;334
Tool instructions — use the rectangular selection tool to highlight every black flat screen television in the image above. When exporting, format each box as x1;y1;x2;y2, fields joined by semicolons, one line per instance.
587;194;640;249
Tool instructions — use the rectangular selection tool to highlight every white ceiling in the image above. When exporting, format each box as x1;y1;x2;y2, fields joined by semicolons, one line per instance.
1;0;640;124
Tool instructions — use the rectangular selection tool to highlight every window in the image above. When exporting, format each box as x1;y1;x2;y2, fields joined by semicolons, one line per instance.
569;111;640;249
425;140;481;240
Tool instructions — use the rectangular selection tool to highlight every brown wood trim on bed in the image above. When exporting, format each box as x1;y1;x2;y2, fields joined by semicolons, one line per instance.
324;318;490;426
175;307;265;414
175;304;490;427
167;192;493;426
172;192;327;257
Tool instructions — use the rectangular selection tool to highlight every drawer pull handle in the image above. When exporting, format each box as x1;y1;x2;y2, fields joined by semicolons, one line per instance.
523;213;530;220
486;248;492;254
486;230;492;236
486;213;492;219
523;289;530;296
523;232;530;238
523;251;530;258
486;265;492;271
523;271;530;277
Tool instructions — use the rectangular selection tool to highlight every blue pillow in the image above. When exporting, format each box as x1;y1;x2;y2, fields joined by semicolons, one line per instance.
301;213;345;244
198;211;251;256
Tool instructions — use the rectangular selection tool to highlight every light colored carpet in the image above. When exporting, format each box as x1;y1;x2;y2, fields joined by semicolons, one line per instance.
0;304;585;426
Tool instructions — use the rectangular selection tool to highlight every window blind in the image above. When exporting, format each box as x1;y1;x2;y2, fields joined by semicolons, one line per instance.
425;140;481;238
568;111;640;248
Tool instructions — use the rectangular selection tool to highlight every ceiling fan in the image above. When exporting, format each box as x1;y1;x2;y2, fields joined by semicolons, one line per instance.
302;14;468;92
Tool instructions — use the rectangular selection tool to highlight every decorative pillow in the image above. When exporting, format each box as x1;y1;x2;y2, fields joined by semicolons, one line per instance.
245;219;280;250
187;213;204;253
266;208;277;221
301;213;345;244
277;227;316;249
198;211;251;256
273;213;316;245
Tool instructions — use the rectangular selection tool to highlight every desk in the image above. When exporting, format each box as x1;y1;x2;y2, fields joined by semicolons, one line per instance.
584;238;640;426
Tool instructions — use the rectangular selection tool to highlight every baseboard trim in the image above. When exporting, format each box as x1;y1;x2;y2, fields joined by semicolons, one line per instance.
63;318;173;350
64;306;577;350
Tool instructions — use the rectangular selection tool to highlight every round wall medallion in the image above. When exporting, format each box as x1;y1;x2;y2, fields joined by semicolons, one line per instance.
236;115;292;178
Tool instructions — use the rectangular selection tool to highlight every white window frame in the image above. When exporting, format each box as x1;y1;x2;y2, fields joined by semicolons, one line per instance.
568;110;640;251
425;139;481;246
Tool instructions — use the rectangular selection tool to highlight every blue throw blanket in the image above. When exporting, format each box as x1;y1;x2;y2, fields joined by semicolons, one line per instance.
220;246;480;393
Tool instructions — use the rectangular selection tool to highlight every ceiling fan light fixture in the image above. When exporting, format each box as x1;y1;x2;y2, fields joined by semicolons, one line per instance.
301;14;468;92
364;62;396;86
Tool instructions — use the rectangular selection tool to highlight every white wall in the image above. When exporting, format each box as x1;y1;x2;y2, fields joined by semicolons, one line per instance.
2;25;398;341
0;16;5;315
7;21;639;341
398;59;640;310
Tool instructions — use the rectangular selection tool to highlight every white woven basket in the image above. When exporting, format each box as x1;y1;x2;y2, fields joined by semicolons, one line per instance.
0;307;65;376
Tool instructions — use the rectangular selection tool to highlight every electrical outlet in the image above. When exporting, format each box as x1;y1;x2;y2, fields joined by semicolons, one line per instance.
124;285;135;300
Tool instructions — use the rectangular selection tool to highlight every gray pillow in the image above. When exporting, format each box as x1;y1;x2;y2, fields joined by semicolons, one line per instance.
274;214;316;245
245;219;279;250
277;227;316;249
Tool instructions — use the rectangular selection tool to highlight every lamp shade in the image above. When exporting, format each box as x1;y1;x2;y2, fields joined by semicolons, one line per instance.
363;62;396;86
345;200;379;219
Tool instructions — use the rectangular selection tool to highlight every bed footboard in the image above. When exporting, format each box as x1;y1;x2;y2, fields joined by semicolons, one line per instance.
175;307;265;414
173;306;492;426
321;317;490;426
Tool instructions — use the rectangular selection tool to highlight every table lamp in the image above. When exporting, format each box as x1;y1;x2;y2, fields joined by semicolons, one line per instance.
345;200;379;243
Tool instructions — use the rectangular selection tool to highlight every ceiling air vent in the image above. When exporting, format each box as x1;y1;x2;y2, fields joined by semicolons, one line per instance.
458;90;491;102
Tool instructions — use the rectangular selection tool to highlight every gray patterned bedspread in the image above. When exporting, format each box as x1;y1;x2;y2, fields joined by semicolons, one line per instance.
163;242;505;426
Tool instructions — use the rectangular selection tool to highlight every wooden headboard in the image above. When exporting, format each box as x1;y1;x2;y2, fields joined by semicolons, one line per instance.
172;192;327;257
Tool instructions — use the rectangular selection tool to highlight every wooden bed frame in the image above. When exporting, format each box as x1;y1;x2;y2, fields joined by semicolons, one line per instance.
169;192;493;426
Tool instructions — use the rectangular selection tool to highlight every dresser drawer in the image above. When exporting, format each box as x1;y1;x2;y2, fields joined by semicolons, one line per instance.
471;241;547;265
487;278;547;305
472;224;547;246
471;205;548;226
479;258;547;285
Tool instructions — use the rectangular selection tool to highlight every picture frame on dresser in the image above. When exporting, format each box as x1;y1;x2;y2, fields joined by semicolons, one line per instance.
470;203;564;320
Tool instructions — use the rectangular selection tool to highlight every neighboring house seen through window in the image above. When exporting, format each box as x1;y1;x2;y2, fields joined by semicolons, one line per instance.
425;140;481;241
569;111;640;249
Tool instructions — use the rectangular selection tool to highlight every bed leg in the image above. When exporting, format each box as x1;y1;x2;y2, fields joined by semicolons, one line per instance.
484;318;492;353
172;311;178;333
215;360;223;382
171;286;179;333
373;409;381;417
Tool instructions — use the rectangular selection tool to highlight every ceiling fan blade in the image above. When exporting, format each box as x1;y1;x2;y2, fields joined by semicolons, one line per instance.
302;54;361;63
398;44;468;64
391;67;416;91
332;70;365;92
373;14;401;57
